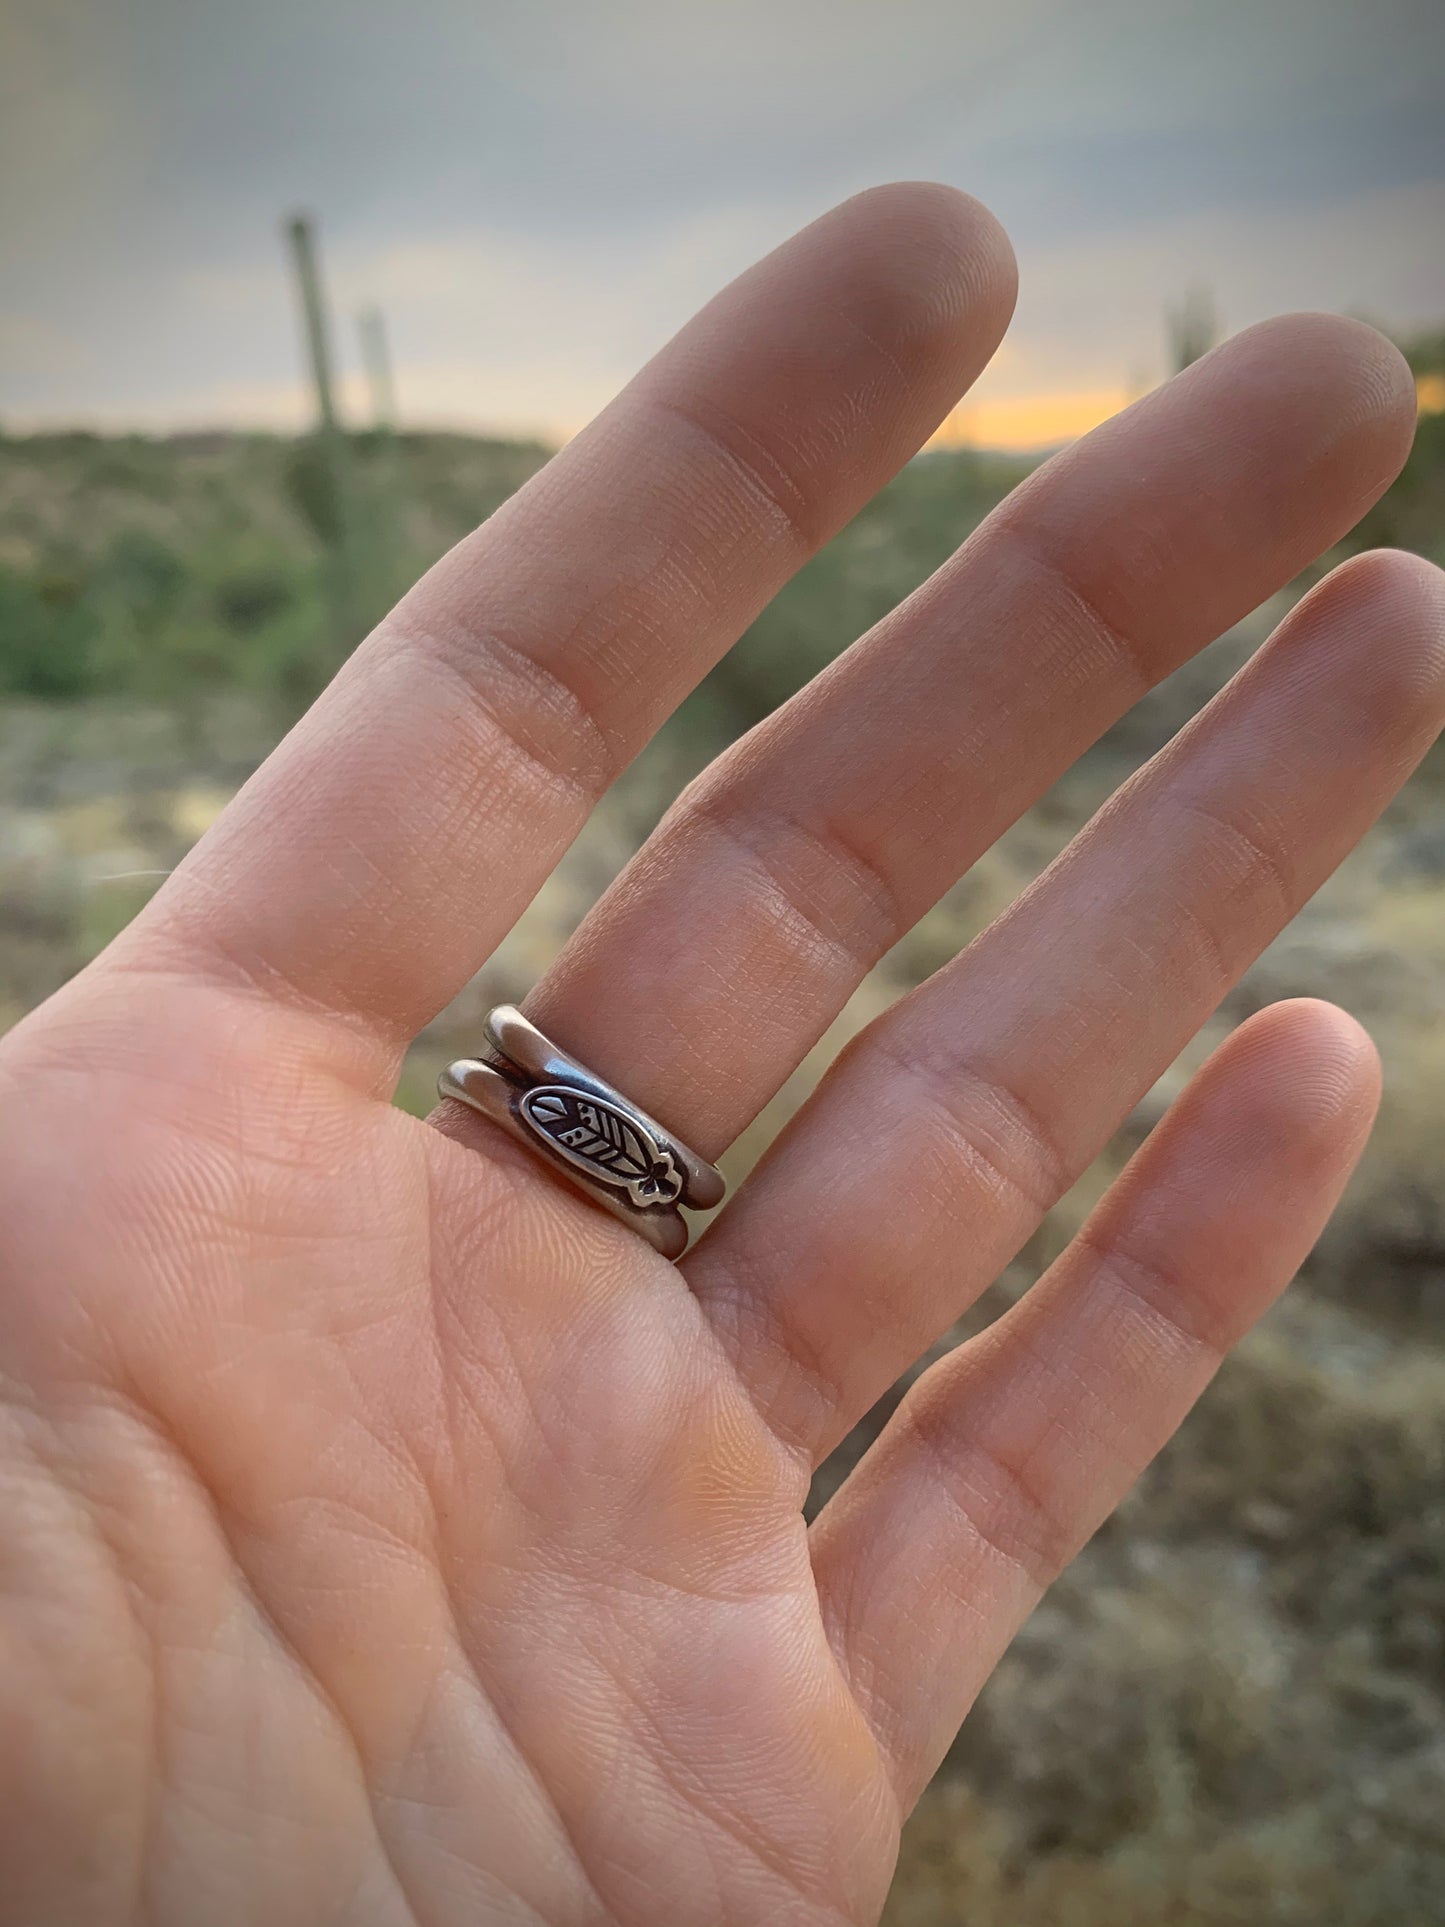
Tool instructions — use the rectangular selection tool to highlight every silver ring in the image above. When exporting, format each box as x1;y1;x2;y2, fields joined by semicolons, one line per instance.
438;1006;725;1259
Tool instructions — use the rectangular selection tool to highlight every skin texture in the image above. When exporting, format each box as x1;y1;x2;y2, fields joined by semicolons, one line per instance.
0;184;1442;1925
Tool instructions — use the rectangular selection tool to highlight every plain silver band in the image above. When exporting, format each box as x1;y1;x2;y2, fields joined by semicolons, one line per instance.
438;1006;724;1259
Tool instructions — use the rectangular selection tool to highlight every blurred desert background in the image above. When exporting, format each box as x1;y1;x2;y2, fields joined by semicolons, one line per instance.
4;1;1444;1920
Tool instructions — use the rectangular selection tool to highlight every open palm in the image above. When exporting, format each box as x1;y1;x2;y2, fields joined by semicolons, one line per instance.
3;186;1442;1926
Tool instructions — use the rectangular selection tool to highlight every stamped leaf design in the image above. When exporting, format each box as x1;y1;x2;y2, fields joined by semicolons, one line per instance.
518;1086;684;1208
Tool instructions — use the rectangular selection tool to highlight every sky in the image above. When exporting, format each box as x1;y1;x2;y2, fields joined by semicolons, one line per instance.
3;0;1443;451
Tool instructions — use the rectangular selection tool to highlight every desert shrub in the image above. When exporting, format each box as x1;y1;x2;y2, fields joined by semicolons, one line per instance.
0;560;99;698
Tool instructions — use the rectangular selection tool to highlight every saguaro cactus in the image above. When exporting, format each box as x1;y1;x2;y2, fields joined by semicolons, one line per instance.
1167;286;1220;373
357;306;397;431
283;212;361;658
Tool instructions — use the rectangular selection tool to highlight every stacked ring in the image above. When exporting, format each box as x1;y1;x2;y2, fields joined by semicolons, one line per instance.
439;1006;726;1259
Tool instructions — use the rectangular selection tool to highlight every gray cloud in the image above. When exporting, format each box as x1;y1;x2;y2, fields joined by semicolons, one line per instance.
3;0;1442;436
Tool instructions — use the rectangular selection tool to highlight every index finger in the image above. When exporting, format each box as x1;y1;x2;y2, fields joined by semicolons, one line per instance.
122;184;1016;1074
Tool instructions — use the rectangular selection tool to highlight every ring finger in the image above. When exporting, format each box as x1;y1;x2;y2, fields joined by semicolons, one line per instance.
689;547;1445;1461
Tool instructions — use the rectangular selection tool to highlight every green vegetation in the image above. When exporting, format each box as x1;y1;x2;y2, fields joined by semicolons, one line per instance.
2;334;1439;734
0;429;551;710
0;425;1034;730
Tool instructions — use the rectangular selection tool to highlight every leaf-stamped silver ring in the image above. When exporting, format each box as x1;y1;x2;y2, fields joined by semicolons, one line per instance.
437;1006;725;1260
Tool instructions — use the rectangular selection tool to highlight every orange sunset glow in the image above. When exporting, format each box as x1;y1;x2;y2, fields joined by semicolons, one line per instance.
927;386;1136;451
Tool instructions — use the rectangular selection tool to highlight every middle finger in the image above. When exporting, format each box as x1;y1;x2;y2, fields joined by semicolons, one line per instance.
526;314;1413;1157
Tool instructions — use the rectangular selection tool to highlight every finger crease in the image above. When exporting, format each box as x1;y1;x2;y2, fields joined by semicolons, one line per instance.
993;516;1157;702
1169;792;1299;927
867;1030;1073;1218
642;390;821;557
389;613;619;810
693;1251;855;1471
686;789;905;978
1073;1225;1236;1362
900;1391;1069;1594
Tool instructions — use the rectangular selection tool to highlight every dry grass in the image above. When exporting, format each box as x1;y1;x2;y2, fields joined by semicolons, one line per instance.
886;1775;1444;1925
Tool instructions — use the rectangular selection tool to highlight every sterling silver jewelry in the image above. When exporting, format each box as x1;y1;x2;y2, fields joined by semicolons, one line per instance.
438;1006;725;1259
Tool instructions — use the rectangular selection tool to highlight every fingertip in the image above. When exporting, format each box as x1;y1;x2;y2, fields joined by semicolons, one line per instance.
879;179;1019;311
1307;544;1445;632
1169;311;1418;525
656;179;1019;534
1208;997;1381;1165
1210;311;1416;438
1231;993;1380;1087
814;179;1019;361
1280;545;1445;730
1229;309;1415;413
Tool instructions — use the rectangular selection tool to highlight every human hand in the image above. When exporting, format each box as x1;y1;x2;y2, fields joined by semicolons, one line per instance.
2;185;1441;1925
